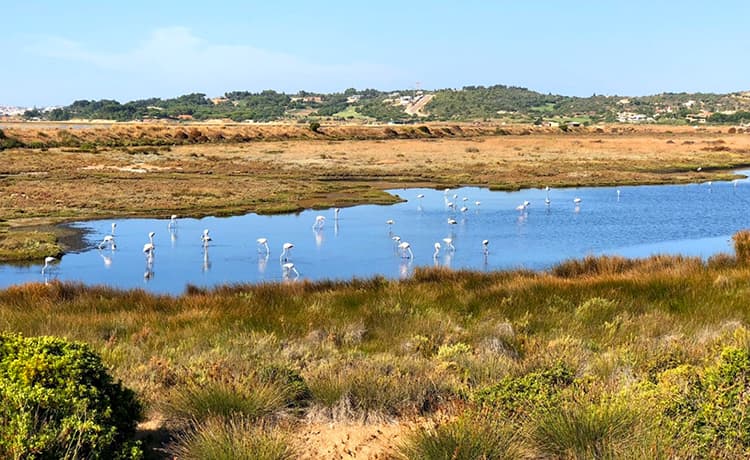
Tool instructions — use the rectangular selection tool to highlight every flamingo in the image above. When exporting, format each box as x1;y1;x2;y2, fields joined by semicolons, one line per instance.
257;237;270;255
460;206;469;213
516;203;527;212
545;186;551;206
201;229;212;248
616;189;621;199
334;208;340;220
462;197;468;202
442;237;455;252
433;242;441;258
417;193;425;200
447;218;457;225
282;262;300;279
391;235;402;245
475;200;481;207
313;215;326;230
41;256;56;274
111;222;117;235
573;197;582;204
386;219;395;233
280;242;294;262
148;231;156;245
143;242;155;257
398;241;414;259
482;239;489;256
168;214;178;228
98;235;116;250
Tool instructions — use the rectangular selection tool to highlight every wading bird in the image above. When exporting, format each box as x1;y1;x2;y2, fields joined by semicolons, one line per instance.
257;237;270;255
433;242;441;258
573;197;582;204
41;256;56;274
282;262;299;279
482;239;489;256
148;231;156;245
442;237;456;252
313;215;326;230
201;229;212;248
142;242;155;258
398;241;414;259
280;242;294;262
168;214;178;228
111;222;117;235
545;186;551;206
98;235;116;250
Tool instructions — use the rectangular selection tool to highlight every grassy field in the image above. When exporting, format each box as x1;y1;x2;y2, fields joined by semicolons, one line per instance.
3;246;750;457
3;122;750;457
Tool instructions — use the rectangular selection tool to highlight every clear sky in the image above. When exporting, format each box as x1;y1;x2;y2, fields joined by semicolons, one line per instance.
2;1;748;106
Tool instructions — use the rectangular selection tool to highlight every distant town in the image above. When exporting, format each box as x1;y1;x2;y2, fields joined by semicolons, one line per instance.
3;85;750;125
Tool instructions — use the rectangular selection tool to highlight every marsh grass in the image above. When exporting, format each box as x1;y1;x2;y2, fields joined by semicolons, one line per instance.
528;398;643;459
168;416;295;460
398;414;519;460
4;245;750;456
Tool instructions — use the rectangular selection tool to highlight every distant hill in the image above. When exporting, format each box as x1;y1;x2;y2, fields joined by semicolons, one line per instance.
22;86;750;125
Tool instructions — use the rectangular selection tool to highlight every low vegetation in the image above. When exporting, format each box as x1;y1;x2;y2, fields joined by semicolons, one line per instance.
0;333;142;459
3;233;750;456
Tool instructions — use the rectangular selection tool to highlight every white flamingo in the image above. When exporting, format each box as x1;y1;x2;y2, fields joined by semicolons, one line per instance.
41;256;56;274
201;229;212;248
433;242;441;258
447;218;457;226
398;241;414;259
168;214;178;228
313;215;326;230
282;262;300;279
482;239;489;256
573;197;582;204
143;242;155;257
442;237;455;252
280;242;294;262
111;222;117;235
257;237;270;255
545;186;551;206
98;235;116;250
148;231;156;245
334;208;340;220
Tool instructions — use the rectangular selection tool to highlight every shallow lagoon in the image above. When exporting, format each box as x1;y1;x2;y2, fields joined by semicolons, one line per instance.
2;173;748;295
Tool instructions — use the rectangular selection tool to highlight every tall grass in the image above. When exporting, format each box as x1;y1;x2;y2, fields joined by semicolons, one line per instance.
528;398;642;459
398;414;518;460
168;416;295;460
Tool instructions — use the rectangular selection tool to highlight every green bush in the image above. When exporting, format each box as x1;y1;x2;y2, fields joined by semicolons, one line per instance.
0;333;143;459
666;347;750;457
473;362;575;417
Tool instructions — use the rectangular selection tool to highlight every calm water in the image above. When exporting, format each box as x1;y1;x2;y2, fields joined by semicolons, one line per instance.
2;174;749;295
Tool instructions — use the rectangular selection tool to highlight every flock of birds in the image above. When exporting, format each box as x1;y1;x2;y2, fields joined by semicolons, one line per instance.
37;185;610;282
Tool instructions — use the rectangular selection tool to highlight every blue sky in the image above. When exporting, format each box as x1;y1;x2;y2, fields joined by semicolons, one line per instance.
2;1;748;106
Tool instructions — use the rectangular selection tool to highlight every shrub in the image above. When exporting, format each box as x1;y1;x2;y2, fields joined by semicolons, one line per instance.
666;347;750;457
309;121;321;133
0;333;142;459
473;362;574;417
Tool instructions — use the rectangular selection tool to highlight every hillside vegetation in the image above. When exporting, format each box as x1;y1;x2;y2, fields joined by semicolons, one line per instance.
21;85;750;124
